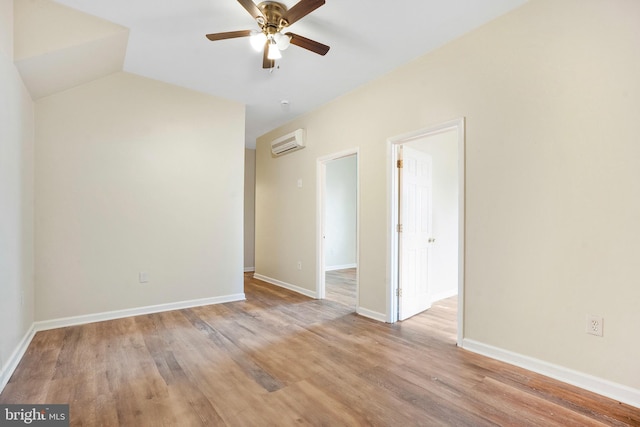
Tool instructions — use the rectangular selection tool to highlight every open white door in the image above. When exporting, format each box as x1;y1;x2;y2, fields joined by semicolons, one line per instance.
398;145;434;320
388;118;464;343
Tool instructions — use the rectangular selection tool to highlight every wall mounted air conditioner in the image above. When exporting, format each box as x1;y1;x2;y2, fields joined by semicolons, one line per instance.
271;129;305;156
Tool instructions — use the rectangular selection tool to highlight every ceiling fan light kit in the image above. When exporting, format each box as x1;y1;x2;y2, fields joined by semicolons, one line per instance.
267;40;282;60
206;0;330;69
273;32;291;50
249;30;267;51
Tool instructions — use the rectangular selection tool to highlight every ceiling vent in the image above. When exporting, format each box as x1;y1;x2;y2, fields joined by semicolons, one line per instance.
271;129;305;156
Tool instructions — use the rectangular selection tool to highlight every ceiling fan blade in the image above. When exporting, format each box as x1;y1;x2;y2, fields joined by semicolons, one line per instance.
283;0;325;26
263;41;274;69
206;30;252;41
237;0;264;20
286;33;330;56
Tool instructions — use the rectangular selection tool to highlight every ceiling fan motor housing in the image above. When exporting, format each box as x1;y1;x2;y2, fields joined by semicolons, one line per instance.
205;0;329;68
258;2;289;34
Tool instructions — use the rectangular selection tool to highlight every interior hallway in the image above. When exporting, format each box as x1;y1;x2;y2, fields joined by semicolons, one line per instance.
325;267;357;309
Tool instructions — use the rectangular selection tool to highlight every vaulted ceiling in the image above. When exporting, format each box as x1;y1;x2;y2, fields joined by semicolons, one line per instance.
14;0;528;147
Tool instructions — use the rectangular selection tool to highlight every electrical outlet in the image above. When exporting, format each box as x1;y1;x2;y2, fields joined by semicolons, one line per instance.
586;314;603;337
297;261;302;270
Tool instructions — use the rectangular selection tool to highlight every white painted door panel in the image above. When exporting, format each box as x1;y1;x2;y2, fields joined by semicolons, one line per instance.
399;146;433;321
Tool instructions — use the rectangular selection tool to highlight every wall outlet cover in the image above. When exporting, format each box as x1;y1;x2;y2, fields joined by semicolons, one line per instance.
586;314;603;337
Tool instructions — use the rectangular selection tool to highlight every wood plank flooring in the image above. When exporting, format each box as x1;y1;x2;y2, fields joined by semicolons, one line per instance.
2;273;639;426
325;267;357;308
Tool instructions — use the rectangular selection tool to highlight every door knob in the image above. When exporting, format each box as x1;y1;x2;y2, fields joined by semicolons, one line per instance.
428;237;436;243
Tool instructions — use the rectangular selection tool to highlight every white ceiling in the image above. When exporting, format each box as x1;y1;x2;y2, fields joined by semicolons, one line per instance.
46;0;528;148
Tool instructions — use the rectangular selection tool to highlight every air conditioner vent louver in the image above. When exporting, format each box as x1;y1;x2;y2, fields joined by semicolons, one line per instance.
271;129;305;156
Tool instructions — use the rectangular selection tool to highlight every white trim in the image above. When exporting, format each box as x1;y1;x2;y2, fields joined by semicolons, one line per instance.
386;117;466;346
456;119;466;348
0;325;36;392
253;273;317;299
430;289;458;304
244;267;256;273
325;263;357;272
356;307;387;323
33;294;246;332
386;139;398;323
316;158;327;299
463;339;640;409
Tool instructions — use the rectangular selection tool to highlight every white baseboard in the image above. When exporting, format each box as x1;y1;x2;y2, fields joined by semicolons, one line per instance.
430;289;458;304
253;274;317;299
252;274;387;324
462;339;640;409
325;263;357;272
244;267;255;273
356;307;387;323
0;293;245;394
33;293;246;332
0;325;36;392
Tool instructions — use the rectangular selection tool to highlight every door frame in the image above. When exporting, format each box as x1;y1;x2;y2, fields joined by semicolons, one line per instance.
316;148;360;305
387;118;465;346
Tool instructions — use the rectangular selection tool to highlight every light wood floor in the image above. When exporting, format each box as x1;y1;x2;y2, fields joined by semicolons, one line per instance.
325;267;357;308
2;273;639;426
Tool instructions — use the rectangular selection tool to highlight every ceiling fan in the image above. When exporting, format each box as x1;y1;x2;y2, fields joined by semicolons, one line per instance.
206;0;330;69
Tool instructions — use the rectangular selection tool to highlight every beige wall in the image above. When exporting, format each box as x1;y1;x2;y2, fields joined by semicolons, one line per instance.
0;0;35;385
256;0;640;391
13;0;127;61
0;0;12;58
35;72;245;321
244;149;256;270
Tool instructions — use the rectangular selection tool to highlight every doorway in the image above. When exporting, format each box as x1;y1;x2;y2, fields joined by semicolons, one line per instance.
317;149;359;310
388;119;465;345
